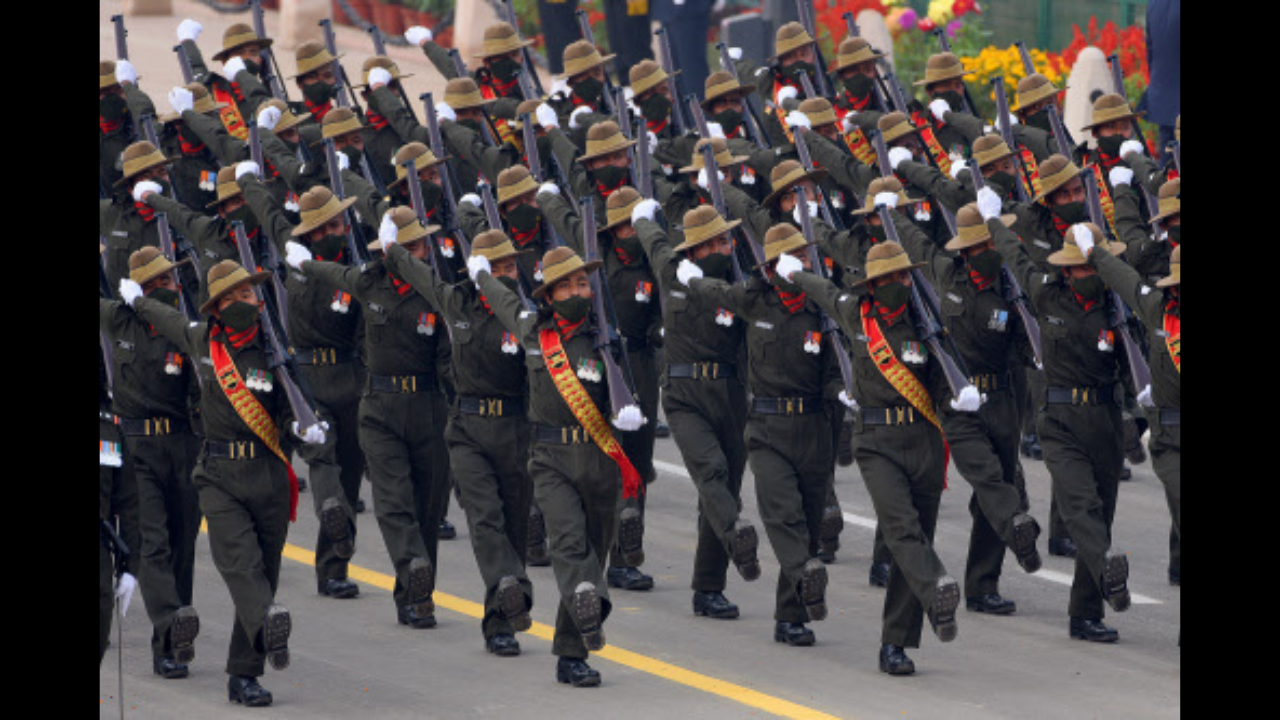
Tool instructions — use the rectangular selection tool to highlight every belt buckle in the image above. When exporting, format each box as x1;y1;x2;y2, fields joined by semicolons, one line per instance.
781;398;795;415
482;398;502;417
232;440;255;460
560;427;569;444
396;375;416;393
894;407;907;425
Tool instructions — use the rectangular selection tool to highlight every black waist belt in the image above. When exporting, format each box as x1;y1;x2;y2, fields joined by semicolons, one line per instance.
668;362;738;380
532;423;594;445
294;347;355;366
1046;385;1115;406
968;372;1012;394
751;396;823;416
860;406;924;426
368;373;437;394
1159;408;1180;426
624;335;649;351
205;439;268;460
457;395;525;418
120;416;191;437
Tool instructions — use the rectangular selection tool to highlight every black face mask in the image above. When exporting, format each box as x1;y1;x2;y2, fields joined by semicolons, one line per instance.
178;124;204;149
573;76;604;106
242;59;261;77
225;205;259;236
341;145;362;168
1070;274;1105;302
841;73;875;100
986;170;1017;198
1167;225;1181;244
1097;134;1126;157
459;118;484;135
100;94;128;123
1051;201;1088;225
874;281;911;312
419;178;443;212
552;295;591;324
694;252;733;280
496;275;520;294
711;108;743;134
968;249;1003;280
219;301;260;332
591;165;629;189
489;56;520;84
638;93;672;124
302;81;336;106
784;62;815;85
867;224;887;242
932;90;966;116
1023;107;1052;133
147;287;180;308
312;233;347;260
505;203;541;233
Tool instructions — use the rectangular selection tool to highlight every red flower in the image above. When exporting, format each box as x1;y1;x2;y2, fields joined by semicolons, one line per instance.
918;17;937;32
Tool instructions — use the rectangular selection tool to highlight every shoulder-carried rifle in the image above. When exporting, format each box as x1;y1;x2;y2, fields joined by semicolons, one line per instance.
791;124;846;231
175;43;196;85
1168;140;1180;176
991;76;1032;203
714;43;769;149
319;19;362;114
112;14;129;61
579;195;639;420
367;25;419;124
477;180;537;308
250;0;288;101
654;28;689;135
932;30;979;117
1014;41;1075;153
500;0;545;96
574;10;615;114
154;212;199;321
792;185;856;394
322;137;372;265
794;0;832;97
1106;53;1162;217
448;49;502;147
402;154;462;310
691;104;767;277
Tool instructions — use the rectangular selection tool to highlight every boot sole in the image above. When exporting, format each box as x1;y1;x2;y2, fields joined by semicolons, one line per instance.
819;506;844;549
879;659;916;675
929;577;960;643
730;521;761;582
572;584;605;652
618;506;645;567
556;666;602;687
320;498;354;560
170;606;200;664
801;559;828;622
773;629;816;646
497;576;532;632
263;605;291;671
1070;626;1119;643
1011;514;1042;574
1102;551;1131;612
407;557;436;616
228;686;273;707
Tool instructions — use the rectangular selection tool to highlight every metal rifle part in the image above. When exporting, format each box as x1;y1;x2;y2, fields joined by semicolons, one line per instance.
154;212;199;320
992;76;1032;202
654;28;689;134
402;154;458;301
322;137;371;264
794;0;832;97
250;0;288;101
175;43;196;84
421;92;466;201
968;168;1044;366
1169;140;1180;176
447;49;500;147
477;180;536;308
112;14;129;60
1106;53;1161;216
573;9;615;114
579;195;640;418
319;18;362;114
633;116;655;201
695;140;753;283
932;30;979;117
501;0;545;96
367;25;419;124
791;125;846;231
868;127;946;318
792;185;856;395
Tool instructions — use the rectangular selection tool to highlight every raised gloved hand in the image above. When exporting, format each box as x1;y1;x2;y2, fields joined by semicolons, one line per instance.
623;87;637;115
368;66;392;89
404;26;433;47
468;254;492;283
647;130;659;154
132;180;162;203
548;78;571;102
168;86;194;116
285;240;313;270
435;102;457;123
176;18;202;43
631;198;660;225
257;104;281;131
335;150;350;172
1137;384;1154;408
838;390;860;411
612;404;648;431
949;385;987;412
888;146;913;171
114;572;138;617
1119;139;1145;160
292;420;329;445
378;211;399;252
697;167;725;191
537;182;559;198
949;159;970;180
223;57;248;80
114;59;138;86
775;252;804;281
119;278;144;308
235;160;260;181
776;85;799;106
791;201;819;226
728;47;743;61
676;258;703;286
1071;222;1095;256
706;122;725;139
874;191;899;210
535;103;560;130
1108;166;1134;188
569;106;593;129
929;98;951;123
785;110;811;130
976;186;1003;221
458;193;481;208
842;114;859;134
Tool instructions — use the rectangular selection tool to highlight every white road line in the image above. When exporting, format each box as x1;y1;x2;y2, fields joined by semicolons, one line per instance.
651;459;1163;605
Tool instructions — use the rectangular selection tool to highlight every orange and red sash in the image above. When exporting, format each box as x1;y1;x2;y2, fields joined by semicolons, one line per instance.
539;328;642;499
842;126;877;166
917;124;952;177
210;339;299;520
1018;147;1042;197
211;85;249;141
1091;164;1117;235
1163;310;1180;373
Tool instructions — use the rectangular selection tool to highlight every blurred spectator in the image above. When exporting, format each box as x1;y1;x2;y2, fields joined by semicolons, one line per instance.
652;0;716;100
538;0;581;75
1145;0;1180;166
605;0;654;87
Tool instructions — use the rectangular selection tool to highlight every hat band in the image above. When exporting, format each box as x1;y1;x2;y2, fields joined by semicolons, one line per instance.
215;182;241;202
300;197;344;228
498;176;540;204
585;134;630;158
123;151;167;179
806;110;838;127
632;71;668;96
222;32;263;51
322;117;362;140
765;236;808;262
564;54;606;77
975;145;1014;168
607;198;643;227
542;256;587;287
1037;166;1078;199
865;253;913;278
837;49;878;68
1157;199;1180;217
685;218;734;247
955;223;991;245
130;255;174;284
883;122;916;142
476;240;520;260
396;222;429;244
482;36;524;56
1091;106;1135;126
208;269;253;300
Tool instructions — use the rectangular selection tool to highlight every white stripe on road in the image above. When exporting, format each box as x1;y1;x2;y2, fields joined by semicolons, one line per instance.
651;459;1163;605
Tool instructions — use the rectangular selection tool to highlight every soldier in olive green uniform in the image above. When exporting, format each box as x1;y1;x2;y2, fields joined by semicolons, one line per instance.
914;52;982;163
100;60;156;192
779;239;967;676
177;21;274;141
680;224;837;647
659;138;771;246
101;141;174;290
154;83;231;215
405;21;529;118
100;248;204;678
470;246;649;687
127;260;309;706
378;228;537;656
828;37;890;133
100;343;132;666
990;216;1134;642
289;207;450;628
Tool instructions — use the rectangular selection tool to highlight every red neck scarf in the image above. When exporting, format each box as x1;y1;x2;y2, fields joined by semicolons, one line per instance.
555;314;586;339
211;322;260;349
305;98;333;124
596;176;626;199
179;135;206;156
481;74;519;100
227;225;259;246
365;109;389;132
1050;211;1071;239
100;115;124;135
512;222;541;248
1097;149;1122;172
614;244;638;265
875;301;908;326
968;267;996;291
135;201;156;223
389;272;415;297
843;91;873;112
1072;288;1098;312
776;286;807;314
646;117;669;135
570;93;596;112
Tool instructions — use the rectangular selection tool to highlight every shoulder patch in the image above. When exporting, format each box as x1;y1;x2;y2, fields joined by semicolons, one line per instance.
755;321;774;330
1032;239;1051;249
946;292;963;304
519;310;532;319
1045;315;1065;326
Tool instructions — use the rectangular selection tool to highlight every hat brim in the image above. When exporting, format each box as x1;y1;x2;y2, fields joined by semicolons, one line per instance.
579;137;638;163
205;188;244;210
364;225;445;255
913;69;977;87
701;85;754;109
847;259;929;287
388;156;451;189
351;72;415;90
288;53;344;80
532;259;604;299
133;256;193;287
1032;164;1093;204
763;168;831;207
290;196;358;237
113;155;176;187
672;218;744;252
212;37;274;64
473;38;536;60
831;49;887;73
1011;86;1068;114
1047;240;1127;267
160;102;230;124
677;153;752;175
943;215;1017;251
1149;207;1181;225
1079;110;1144;132
754;240;820;270
198;269;272;315
555;54;617;81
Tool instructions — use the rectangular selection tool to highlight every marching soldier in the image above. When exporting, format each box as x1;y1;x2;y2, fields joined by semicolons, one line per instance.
100;59;155;191
829;37;889;141
545;40;618;146
1010;73;1067;160
157;83;236;214
347;56;419;184
756;22;826;147
100;248;204;678
1075;94;1149;231
101;141;174;290
290;40;351;127
1121;115;1179;198
123;259;316;706
1115;175;1179;283
175;20;274;141
914;52;981;164
405;22;532;112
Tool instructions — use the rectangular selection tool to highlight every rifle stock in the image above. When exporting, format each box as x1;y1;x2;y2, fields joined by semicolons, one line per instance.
992;77;1032;202
655;28;689;134
322;138;371;264
579;196;638;418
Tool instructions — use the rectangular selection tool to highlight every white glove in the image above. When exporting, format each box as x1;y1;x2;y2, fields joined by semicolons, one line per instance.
535;103;560;129
176;18;202;43
1108;166;1134;188
775;252;804;281
1137;384;1154;408
119;279;144;308
728;47;743;61
949;159;969;180
623;87;637;114
114;59;138;86
569;106;593;130
697;167;725;191
647;130;659;154
1005;112;1019;126
378;211;399;252
285;240;313;269
223;57;248;80
888;146;913;171
1120;139;1144;160
257;104;282;131
132;180;162;203
631;198;660;225
548;78;571;101
776;85;799;105
949;385;986;412
838;390;860;411
336;150;350;171
435;102;457;124
168;86;194;116
1072;222;1095;256
842;114;858;134
676;258;703;286
404;26;433;47
929;98;951;123
468;254;492;282
114;572;138;617
537;182;560;198
785;110;811;130
458;193;481;208
791;201;819;225
873;191;898;210
976;186;1003;221
292;420;329;445
612;404;647;431
368;66;393;89
235;160;260;181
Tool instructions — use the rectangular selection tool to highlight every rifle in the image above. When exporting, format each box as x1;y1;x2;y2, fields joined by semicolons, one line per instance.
1106;53;1162;217
368;25;419;125
794;0;833;97
991;76;1032;203
175;43;196;85
632;116;655;201
654;28;689;135
574;10;615;114
402;155;462;313
967;167;1044;367
792;185;856;395
1014;40;1075;152
245;120;293;311
420;92;468;244
250;0;288;101
520;113;571;248
112;14;128;61
499;0;545;96
714;42;769;149
695;138;760;282
154;213;199;321
932;30;979;117
579;195;639;419
322;137;372;264
100;256;117;389
477;180;537;308
447;49;502;147
868;127;946;315
319;18;362;114
875;204;975;398
791;125;847;231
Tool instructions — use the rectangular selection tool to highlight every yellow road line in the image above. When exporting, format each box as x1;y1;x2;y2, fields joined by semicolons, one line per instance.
198;520;840;720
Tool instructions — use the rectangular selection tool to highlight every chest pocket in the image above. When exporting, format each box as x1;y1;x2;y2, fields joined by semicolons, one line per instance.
450;321;474;347
364;301;391;344
112;341;137;368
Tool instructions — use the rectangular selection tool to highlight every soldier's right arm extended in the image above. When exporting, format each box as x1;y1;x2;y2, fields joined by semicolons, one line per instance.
133;296;207;358
367;86;431;147
990;214;1046;307
238;174;295;255
633;217;678;289
180;108;249;166
806;131;877;197
722;182;773;244
1089;244;1164;328
146;191;220;247
300;258;363;297
383;242;460;322
476;269;535;341
896;159;973;215
790;270;853;331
